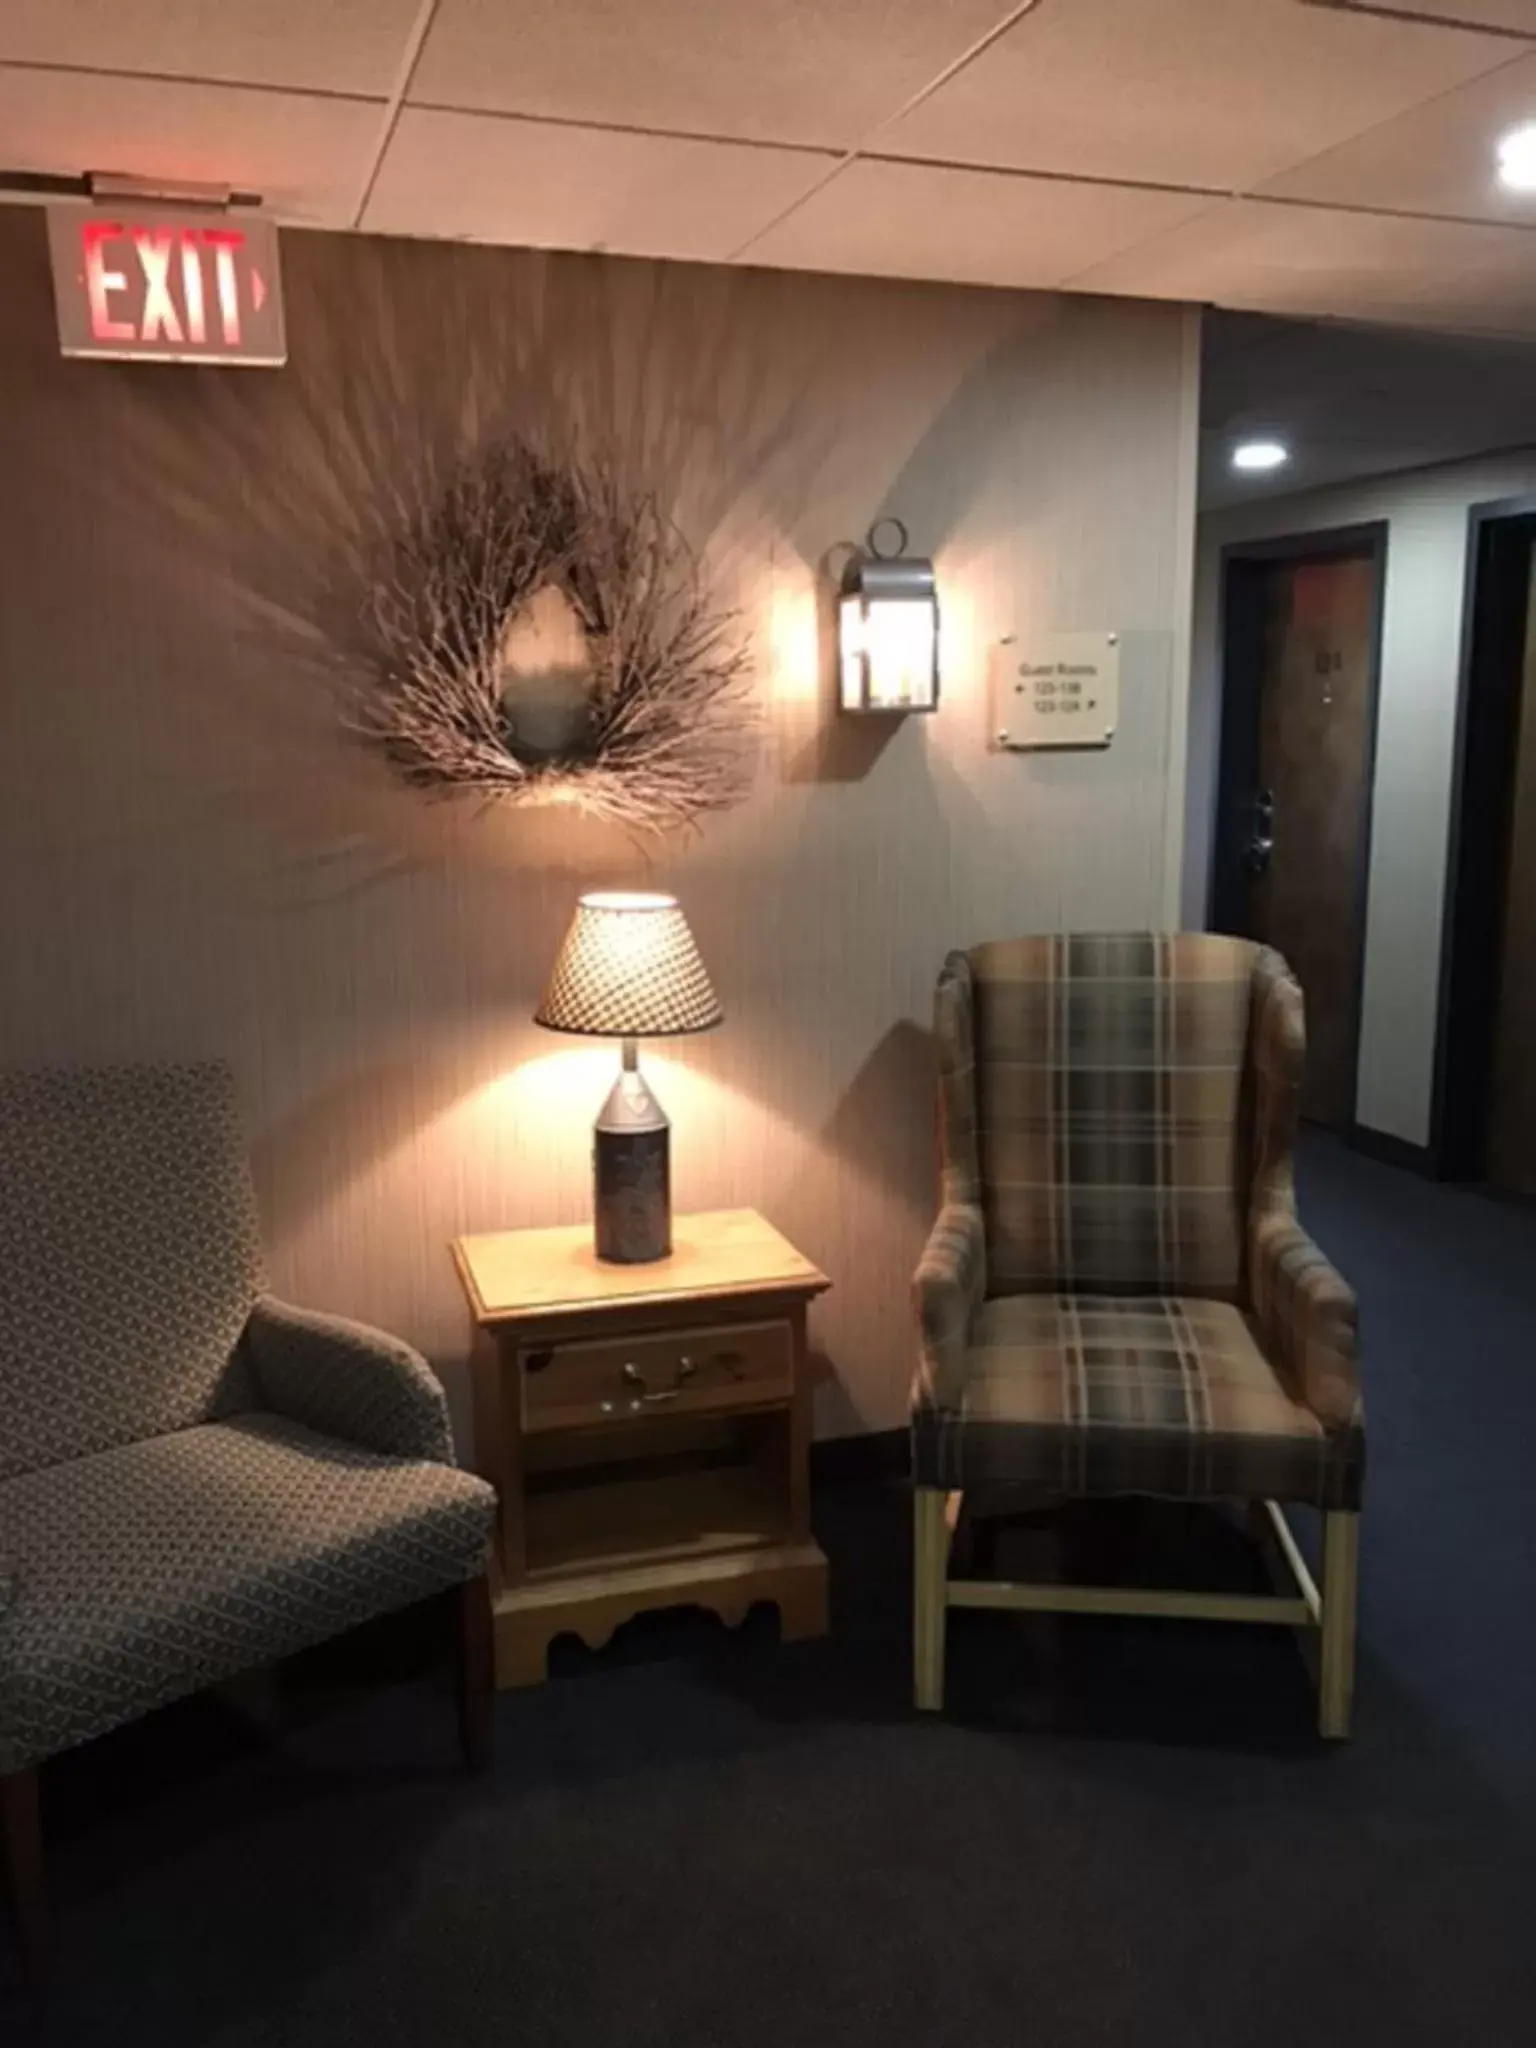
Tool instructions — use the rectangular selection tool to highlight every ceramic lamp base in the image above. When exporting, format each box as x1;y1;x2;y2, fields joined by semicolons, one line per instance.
593;1040;671;1264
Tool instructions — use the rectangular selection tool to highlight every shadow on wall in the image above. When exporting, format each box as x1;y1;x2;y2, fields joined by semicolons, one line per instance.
773;306;1066;791
37;222;868;899
204;280;1122;1282
775;544;907;786
33;216;1087;878
800;1017;938;1435
831;1015;937;1196
0;206;1189;1433
819;1016;936;1233
14;211;1078;904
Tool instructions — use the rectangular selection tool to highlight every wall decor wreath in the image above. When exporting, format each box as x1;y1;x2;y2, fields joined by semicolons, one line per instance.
358;438;756;835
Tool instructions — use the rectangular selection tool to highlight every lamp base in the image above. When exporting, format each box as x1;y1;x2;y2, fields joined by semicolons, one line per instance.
593;1042;671;1264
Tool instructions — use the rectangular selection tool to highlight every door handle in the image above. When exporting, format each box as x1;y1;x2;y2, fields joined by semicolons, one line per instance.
1243;788;1274;875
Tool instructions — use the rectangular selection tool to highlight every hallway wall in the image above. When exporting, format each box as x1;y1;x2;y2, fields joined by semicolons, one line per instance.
0;208;1200;1444
1189;448;1536;1151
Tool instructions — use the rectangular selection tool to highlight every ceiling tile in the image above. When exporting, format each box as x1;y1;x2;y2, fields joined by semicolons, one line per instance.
1262;47;1536;222
1322;1;1536;31
409;0;1016;150
884;0;1515;193
363;107;836;262
741;157;1218;290
0;66;383;225
1069;196;1536;334
0;2;419;99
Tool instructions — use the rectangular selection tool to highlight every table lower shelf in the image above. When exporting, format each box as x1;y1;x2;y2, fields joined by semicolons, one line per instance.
524;1460;789;1579
490;1539;828;1688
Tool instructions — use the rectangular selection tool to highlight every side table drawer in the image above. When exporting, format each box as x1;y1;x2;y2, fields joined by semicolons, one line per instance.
521;1319;792;1433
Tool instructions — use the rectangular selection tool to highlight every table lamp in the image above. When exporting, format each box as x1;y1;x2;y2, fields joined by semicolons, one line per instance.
535;890;722;1264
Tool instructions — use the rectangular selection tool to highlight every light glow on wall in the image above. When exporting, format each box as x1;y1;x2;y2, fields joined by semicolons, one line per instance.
1496;121;1536;192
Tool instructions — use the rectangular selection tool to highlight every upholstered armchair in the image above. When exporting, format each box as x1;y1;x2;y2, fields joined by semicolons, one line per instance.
0;1064;497;1973
910;934;1365;1737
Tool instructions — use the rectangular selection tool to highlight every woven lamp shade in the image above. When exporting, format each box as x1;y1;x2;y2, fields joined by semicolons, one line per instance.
535;892;722;1038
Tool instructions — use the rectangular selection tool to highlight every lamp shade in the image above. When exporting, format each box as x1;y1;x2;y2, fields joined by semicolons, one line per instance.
535;891;722;1038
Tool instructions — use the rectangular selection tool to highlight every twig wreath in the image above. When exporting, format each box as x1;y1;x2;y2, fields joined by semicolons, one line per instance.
358;438;755;835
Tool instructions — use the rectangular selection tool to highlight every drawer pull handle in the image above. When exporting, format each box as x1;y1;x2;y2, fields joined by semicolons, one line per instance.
621;1356;698;1405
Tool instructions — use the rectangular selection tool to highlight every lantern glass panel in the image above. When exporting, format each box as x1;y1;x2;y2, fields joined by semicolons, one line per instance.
839;591;866;711
864;595;936;711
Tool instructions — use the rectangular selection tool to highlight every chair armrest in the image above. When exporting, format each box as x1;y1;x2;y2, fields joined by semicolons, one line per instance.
242;1294;456;1464
1250;1211;1362;1432
913;1202;986;1408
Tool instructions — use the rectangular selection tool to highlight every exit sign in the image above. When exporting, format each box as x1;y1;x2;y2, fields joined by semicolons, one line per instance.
46;204;287;366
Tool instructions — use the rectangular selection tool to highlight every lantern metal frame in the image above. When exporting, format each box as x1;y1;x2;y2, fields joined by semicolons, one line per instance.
837;518;940;716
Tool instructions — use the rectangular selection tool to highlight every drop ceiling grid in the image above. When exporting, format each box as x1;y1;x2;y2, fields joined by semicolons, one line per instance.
860;0;1535;193
0;64;390;227
405;0;1033;153
723;0;1536;277
362;107;844;263
1325;1;1536;33
1;0;1536;329
0;1;425;100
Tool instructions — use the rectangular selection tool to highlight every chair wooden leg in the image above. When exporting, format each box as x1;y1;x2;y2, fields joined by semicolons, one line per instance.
457;1572;495;1772
913;1488;952;1713
1319;1511;1360;1741
2;1766;46;1983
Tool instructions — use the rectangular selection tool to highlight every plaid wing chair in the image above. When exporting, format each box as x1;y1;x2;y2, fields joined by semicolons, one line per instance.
0;1063;497;1973
910;934;1365;1737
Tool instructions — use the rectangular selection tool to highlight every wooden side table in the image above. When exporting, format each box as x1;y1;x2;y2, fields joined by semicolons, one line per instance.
452;1208;831;1687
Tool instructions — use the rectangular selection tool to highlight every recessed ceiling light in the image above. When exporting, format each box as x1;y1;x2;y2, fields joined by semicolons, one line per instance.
1496;121;1536;193
1231;440;1290;474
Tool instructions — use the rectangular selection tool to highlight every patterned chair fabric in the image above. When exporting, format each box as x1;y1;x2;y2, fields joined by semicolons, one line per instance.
0;1416;492;1773
0;1062;495;1775
0;1063;263;1481
911;934;1364;1509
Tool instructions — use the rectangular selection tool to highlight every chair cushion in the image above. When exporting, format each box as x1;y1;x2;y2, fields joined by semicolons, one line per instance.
0;1414;495;1772
963;933;1257;1299
911;1294;1362;1510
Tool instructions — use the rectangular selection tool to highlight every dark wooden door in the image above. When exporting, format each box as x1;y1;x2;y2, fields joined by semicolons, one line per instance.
1218;549;1378;1128
1486;551;1536;1197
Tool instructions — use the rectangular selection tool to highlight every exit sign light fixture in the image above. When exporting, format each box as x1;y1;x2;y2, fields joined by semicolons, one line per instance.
46;203;287;367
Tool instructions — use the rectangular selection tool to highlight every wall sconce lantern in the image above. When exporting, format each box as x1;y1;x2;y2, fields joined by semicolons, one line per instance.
838;519;939;715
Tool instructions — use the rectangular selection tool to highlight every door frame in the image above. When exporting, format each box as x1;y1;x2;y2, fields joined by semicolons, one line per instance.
1430;492;1536;1179
1211;521;1389;1131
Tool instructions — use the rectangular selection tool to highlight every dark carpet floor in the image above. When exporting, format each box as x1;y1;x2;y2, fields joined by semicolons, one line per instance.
7;1136;1536;2046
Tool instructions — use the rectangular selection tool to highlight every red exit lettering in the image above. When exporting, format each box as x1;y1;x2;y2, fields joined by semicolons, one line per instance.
47;203;286;367
81;221;259;348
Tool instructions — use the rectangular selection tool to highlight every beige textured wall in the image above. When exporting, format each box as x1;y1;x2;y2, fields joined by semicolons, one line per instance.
0;209;1198;1442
